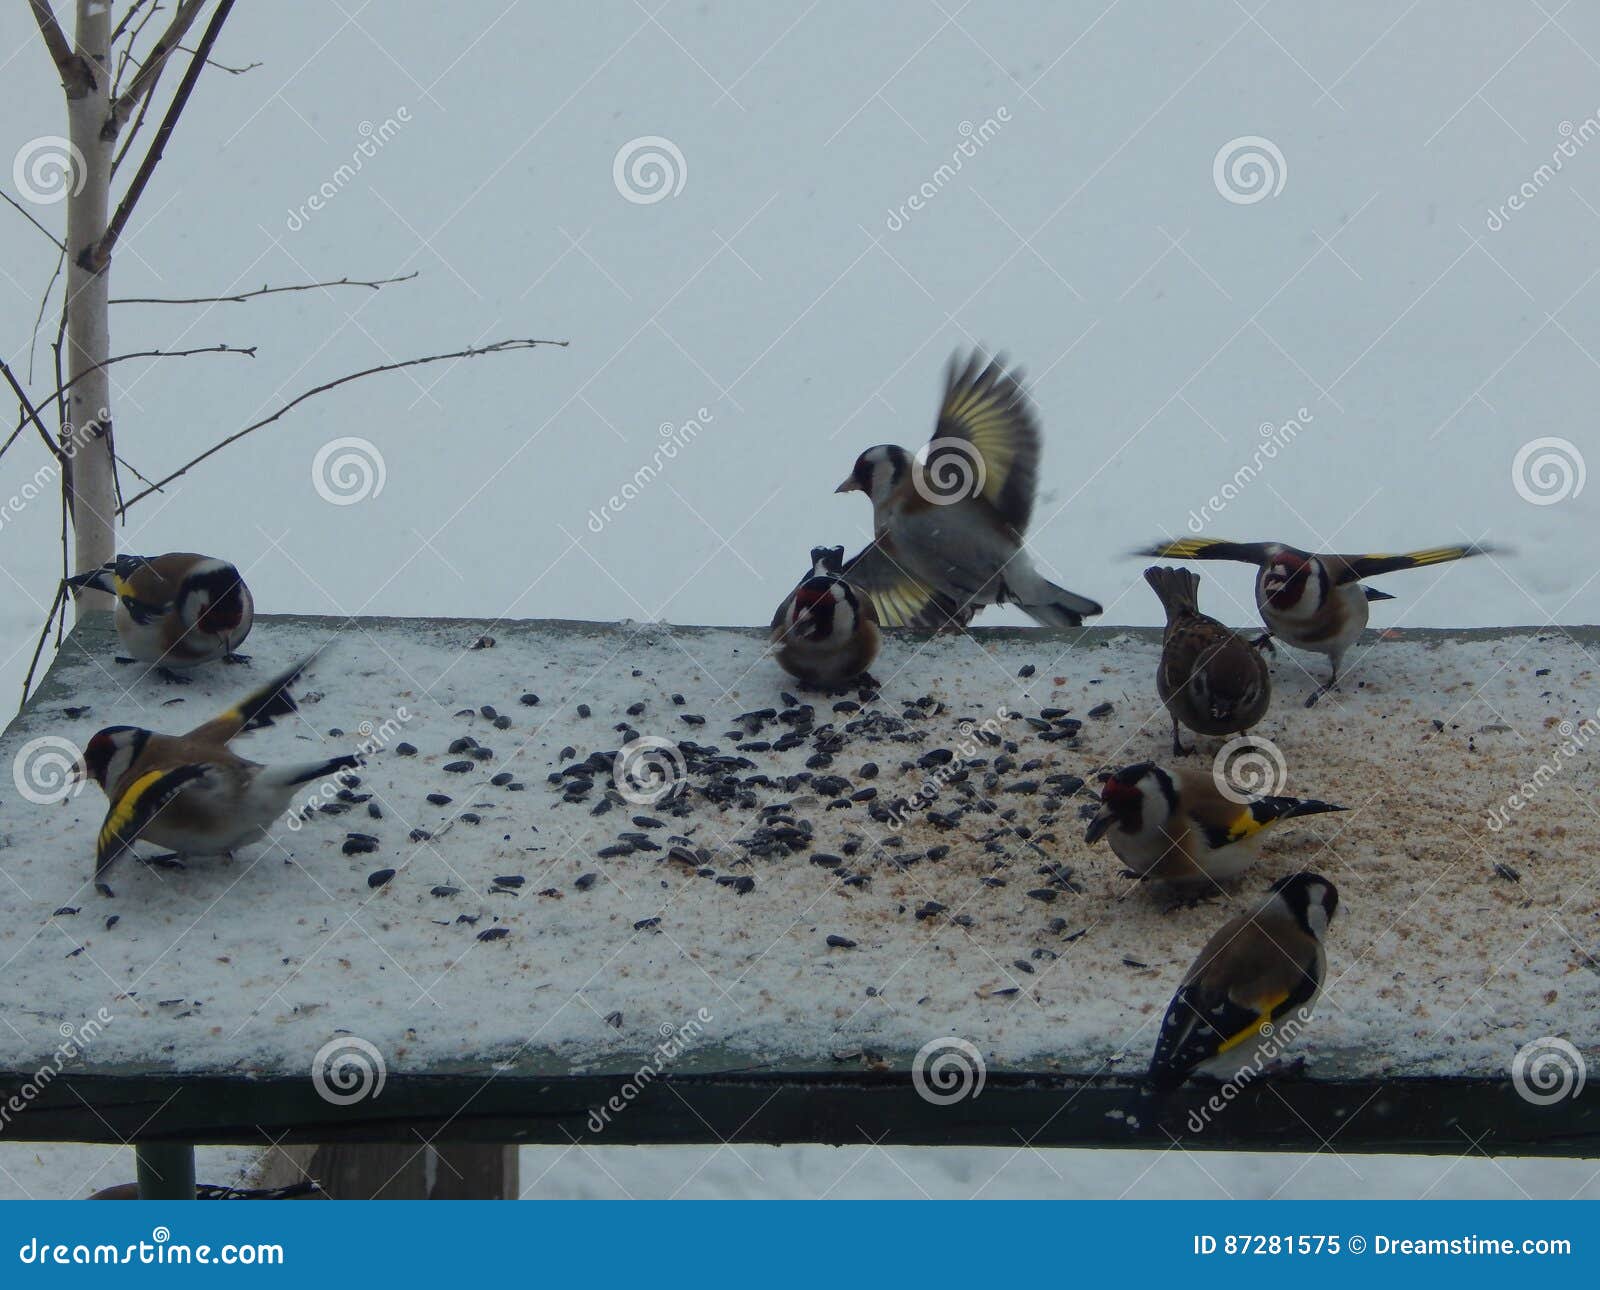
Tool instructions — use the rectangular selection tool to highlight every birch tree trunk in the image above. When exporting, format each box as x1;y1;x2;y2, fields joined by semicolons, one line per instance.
62;0;116;616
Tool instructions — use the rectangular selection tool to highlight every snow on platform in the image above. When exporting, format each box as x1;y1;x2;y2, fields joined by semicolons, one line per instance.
1;615;1596;1083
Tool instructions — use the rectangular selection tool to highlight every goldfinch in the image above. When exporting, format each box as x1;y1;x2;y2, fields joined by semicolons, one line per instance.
67;552;254;680
1137;538;1495;702
1146;565;1270;756
771;546;881;686
836;351;1101;628
79;659;357;877
1147;872;1339;1090
1084;762;1345;889
836;534;974;633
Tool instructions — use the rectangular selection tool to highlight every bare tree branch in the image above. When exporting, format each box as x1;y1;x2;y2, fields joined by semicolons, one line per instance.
27;0;85;89
40;342;256;406
110;0;160;46
20;578;68;711
0;357;67;465
110;0;165;100
106;0;208;136
120;338;570;510
87;0;234;273
28;244;66;379
175;44;260;75
0;188;66;250
112;271;419;305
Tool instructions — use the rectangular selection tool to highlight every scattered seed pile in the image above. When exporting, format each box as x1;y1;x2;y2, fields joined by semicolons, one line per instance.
1;617;1595;1080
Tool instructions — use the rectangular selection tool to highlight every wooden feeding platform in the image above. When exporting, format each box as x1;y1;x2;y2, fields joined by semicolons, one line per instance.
2;615;1596;1195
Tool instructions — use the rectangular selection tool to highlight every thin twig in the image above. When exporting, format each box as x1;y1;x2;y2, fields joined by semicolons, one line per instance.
174;45;259;74
42;343;257;405
0;189;65;250
120;338;570;511
20;579;68;711
28;245;66;380
112;271;418;305
0;357;66;464
89;0;234;272
110;0;160;47
111;0;166;100
106;0;207;136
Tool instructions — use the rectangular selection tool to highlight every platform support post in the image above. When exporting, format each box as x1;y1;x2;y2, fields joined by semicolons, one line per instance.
136;1143;196;1199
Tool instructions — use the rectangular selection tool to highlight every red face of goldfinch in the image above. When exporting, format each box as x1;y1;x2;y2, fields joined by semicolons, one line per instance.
1260;552;1313;610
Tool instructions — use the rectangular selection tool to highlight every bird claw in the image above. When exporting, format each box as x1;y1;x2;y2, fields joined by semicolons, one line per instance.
222;652;252;665
1251;633;1276;655
156;667;192;686
136;853;186;871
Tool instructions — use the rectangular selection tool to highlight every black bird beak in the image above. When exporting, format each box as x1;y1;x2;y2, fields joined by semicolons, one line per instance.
1084;808;1113;845
835;476;861;494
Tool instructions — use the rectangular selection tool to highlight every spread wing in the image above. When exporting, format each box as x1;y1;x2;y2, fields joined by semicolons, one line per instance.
842;538;973;632
1321;544;1495;585
925;350;1040;532
186;657;311;745
96;764;212;875
1136;538;1291;568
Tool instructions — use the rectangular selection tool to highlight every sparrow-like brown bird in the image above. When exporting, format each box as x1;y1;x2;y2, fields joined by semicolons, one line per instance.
1147;872;1339;1091
771;546;881;687
67;552;254;681
79;659;356;878
1137;538;1496;703
1084;762;1346;890
836;350;1101;628
1146;565;1269;756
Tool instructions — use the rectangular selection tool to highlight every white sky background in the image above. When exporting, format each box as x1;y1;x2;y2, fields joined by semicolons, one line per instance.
2;1;1597;703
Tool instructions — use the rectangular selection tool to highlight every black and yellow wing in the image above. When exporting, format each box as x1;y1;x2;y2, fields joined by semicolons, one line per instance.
185;657;311;745
925;351;1040;532
1194;795;1346;851
1323;544;1495;585
842;538;973;632
1147;959;1319;1090
1136;538;1290;568
95;764;211;875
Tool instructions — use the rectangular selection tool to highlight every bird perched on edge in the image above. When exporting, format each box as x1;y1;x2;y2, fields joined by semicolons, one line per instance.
1145;872;1339;1092
1084;762;1346;890
836;350;1102;629
771;545;881;687
1136;538;1496;703
66;552;254;682
77;658;357;879
1146;565;1269;756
